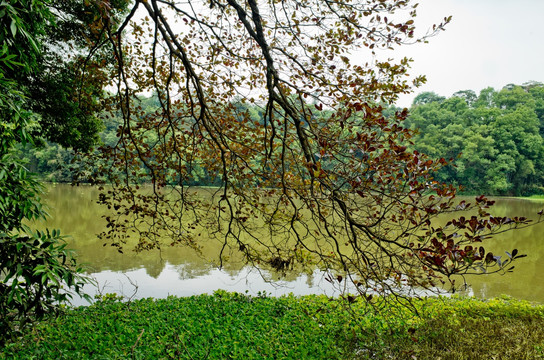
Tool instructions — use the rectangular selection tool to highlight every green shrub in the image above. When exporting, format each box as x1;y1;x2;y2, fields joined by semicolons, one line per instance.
0;230;91;344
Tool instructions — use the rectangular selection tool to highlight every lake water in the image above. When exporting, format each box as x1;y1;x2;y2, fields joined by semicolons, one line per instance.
38;184;544;305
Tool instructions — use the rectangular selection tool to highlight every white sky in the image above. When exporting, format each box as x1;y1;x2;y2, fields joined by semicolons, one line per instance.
388;0;544;108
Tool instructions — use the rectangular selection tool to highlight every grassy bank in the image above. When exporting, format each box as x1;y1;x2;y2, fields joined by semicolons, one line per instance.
2;292;544;359
521;194;544;201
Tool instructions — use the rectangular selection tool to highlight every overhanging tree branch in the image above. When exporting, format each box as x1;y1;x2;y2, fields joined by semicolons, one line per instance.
88;0;542;302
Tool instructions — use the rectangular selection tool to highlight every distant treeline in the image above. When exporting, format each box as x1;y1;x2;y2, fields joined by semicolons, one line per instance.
405;82;544;196
21;82;544;196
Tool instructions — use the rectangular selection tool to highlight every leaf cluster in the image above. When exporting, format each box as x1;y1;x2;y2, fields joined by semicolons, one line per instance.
0;229;91;344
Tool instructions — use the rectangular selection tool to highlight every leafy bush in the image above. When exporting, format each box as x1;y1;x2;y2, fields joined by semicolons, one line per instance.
0;230;91;343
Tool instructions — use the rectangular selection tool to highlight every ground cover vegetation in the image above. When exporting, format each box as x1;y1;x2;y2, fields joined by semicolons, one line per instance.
2;292;544;360
3;0;544;352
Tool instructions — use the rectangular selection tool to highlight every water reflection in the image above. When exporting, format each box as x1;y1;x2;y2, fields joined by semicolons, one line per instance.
38;184;544;304
72;266;339;306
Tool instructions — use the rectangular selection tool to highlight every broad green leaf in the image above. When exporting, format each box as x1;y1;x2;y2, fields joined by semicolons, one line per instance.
10;19;17;37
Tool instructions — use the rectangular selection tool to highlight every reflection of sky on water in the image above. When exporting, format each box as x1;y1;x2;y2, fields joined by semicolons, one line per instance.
70;265;454;307
71;265;342;306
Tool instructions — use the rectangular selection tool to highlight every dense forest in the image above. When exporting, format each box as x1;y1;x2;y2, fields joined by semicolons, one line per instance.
20;82;544;196
405;82;544;196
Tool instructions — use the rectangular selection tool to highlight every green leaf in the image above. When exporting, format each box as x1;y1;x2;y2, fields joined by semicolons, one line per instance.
10;19;17;37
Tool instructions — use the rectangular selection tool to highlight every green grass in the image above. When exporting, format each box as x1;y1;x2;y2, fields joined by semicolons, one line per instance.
522;194;544;201
2;292;544;359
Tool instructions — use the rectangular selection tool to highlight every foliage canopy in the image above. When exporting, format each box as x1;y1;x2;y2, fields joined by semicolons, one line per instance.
406;84;544;196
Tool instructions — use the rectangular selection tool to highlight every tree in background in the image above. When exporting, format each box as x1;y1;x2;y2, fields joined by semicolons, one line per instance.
407;84;544;195
81;0;541;306
412;91;446;105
